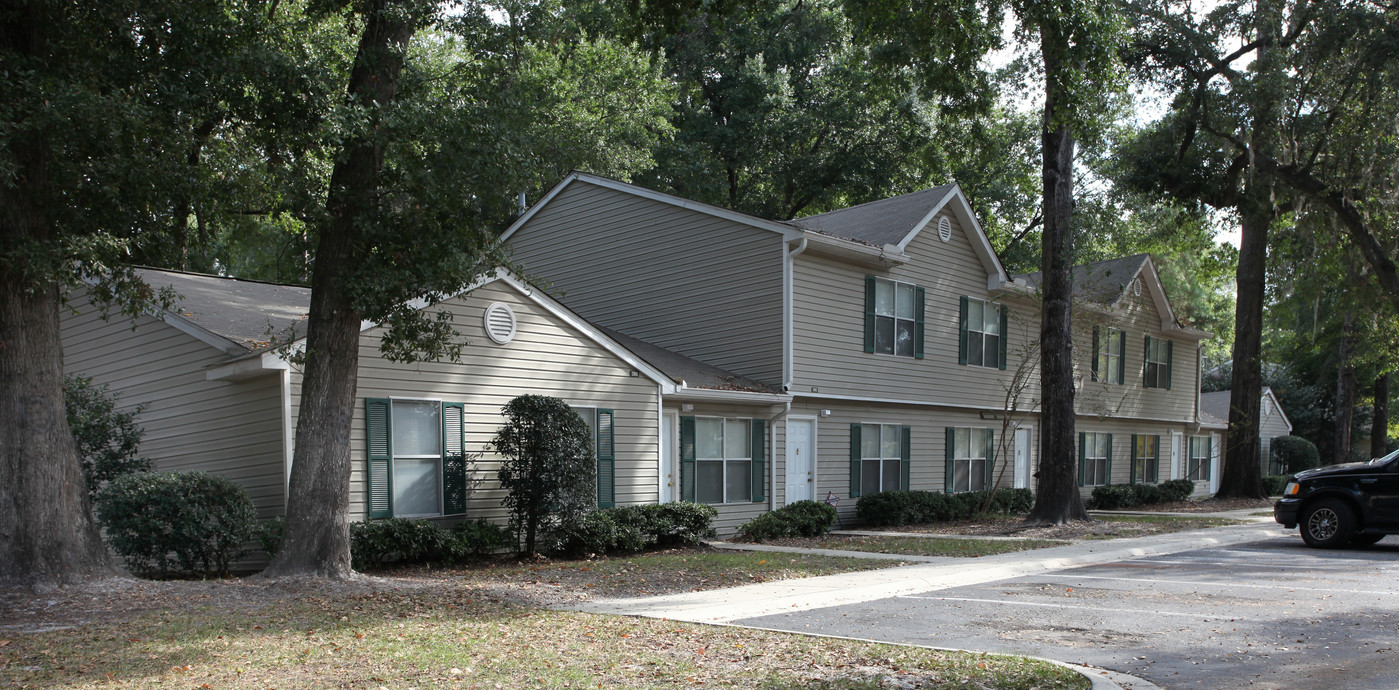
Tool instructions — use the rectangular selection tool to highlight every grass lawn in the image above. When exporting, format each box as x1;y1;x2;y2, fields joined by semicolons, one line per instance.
1;549;1088;689
758;535;1066;558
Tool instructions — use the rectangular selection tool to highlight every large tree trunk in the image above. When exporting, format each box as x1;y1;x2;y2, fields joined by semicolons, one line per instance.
1216;0;1281;500
1332;311;1357;465
1026;22;1088;525
261;0;418;579
0;3;120;589
1372;372;1390;458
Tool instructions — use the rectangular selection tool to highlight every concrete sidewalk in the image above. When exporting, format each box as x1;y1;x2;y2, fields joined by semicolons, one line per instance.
568;522;1289;623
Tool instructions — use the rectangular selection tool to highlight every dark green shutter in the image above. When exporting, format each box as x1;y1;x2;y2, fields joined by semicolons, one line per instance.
984;428;995;488
864;276;876;353
366;398;393;519
1091;326;1100;381
1129;433;1139;485
849;424;862;498
945;427;956;493
680;416;695;502
1165;340;1174;390
1152;435;1161;482
1117;331;1127;384
596;409;616;508
998;305;1008;370
914;287;926;360
900;425;912;490
958;296;970;364
442;402;467;515
751;419;766;503
1104;434;1114;485
1077;432;1087;487
1144;335;1152;386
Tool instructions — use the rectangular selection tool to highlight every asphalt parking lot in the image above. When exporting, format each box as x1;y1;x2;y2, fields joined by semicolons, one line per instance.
735;527;1399;689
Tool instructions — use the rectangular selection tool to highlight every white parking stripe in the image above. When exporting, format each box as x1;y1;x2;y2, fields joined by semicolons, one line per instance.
898;595;1229;619
1063;574;1399;596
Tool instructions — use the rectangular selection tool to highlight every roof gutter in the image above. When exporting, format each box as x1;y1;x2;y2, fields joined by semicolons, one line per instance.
207;350;290;381
799;231;909;267
667;385;794;405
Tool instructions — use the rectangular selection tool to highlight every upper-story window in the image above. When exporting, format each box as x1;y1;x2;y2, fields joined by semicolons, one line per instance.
864;276;925;358
1093;327;1126;384
1144;335;1173;389
959;297;1006;370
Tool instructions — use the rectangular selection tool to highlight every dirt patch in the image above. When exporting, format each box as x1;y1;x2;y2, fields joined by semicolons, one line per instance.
861;513;1250;541
1113;496;1275;513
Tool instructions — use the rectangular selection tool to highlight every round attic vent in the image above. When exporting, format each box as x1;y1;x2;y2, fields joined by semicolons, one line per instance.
1133;278;1143;296
483;302;517;344
937;216;952;242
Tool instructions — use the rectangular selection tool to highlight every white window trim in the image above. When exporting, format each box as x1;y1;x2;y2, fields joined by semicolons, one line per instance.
388;396;445;519
1097;328;1124;384
966;297;1001;369
871;277;919;358
1134;435;1159;484
1083;431;1110;487
1146;338;1170;389
695;416;754;504
859;422;903;493
1187;436;1211;482
951;426;991;493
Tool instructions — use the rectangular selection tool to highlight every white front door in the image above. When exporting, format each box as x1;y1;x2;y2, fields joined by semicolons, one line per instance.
1013;427;1032;489
660;412;678;503
1169;431;1183;480
785;418;815;503
1209;432;1222;494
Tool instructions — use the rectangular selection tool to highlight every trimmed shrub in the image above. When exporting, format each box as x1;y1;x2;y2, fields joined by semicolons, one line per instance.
96;471;257;578
736;500;838;542
1159;478;1196;503
350;518;452;569
855;488;1035;527
1272;435;1321;474
554;503;718;557
450;519;515;559
1262;474;1290;497
1131;482;1166;506
1087;485;1137;510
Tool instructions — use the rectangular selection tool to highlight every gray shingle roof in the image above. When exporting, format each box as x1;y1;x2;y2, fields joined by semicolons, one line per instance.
1199;390;1232;422
135;267;310;351
597;326;781;394
1014;254;1151;305
789;184;958;247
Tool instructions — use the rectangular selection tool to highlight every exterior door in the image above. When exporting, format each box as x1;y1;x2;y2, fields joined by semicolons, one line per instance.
785;418;815;503
1209;433;1222;494
1014;427;1032;489
1170;431;1183;480
660;412;678;503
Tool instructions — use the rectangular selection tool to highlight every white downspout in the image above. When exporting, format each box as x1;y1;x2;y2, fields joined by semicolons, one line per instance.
783;237;809;392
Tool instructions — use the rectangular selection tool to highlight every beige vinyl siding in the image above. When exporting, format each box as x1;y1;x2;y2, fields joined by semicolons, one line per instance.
286;281;661;523
507;181;785;385
787;400;1024;523
59;291;287;519
1071;418;1215;498
791;211;1028;409
1076;290;1198;423
1259;403;1292;474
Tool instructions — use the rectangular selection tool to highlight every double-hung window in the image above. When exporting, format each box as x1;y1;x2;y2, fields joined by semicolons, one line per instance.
959;297;1007;369
1188;436;1212;481
849;423;909;497
572;406;617;508
696;417;753;504
1093;327;1126;384
1078;431;1111;486
946;427;994;493
863;276;925;358
365;398;468;519
1131;434;1159;484
1144;335;1173;389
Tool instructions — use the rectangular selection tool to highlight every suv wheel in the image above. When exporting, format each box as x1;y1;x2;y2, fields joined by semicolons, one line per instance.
1300;498;1355;548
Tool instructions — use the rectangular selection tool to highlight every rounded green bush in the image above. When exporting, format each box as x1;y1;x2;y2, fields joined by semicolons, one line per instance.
96;471;257;578
1158;478;1196;503
1271;435;1320;474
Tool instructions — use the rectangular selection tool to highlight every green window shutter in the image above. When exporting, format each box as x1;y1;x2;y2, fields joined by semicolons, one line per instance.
984;428;995;488
1104;434;1114;485
1129;434;1139;485
944;427;955;493
442;402;468;515
900;425;912;490
1117;331;1127;384
997;305;1009;370
958;296;969;365
1165;340;1174;390
1153;435;1161;483
864;276;876;353
914;286;926;360
750;419;766;503
849;424;862;498
597;409;616;508
1143;335;1152;386
366;398;393;519
1091;326;1100;381
1077;432;1087;487
680;416;696;502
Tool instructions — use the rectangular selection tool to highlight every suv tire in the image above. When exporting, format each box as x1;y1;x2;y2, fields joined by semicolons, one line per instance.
1300;498;1355;548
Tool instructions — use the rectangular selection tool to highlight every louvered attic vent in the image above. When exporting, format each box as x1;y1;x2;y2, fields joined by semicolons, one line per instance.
483;302;517;344
937;216;952;242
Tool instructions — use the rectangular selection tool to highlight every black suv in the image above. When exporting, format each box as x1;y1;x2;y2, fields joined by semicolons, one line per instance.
1275;449;1399;548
